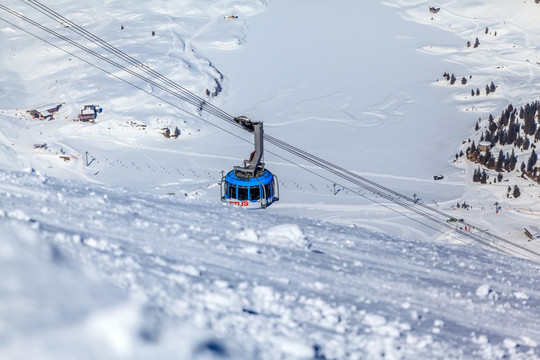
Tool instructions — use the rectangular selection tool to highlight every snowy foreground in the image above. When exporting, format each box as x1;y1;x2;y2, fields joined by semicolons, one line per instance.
1;169;540;359
3;0;540;359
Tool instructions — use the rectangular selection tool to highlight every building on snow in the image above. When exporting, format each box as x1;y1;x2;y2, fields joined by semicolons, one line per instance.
524;225;540;240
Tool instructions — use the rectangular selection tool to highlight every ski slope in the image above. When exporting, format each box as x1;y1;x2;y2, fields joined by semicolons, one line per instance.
2;0;540;358
1;169;540;359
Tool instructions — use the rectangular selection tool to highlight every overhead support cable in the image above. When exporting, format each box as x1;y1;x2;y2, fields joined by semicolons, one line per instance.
1;2;539;261
21;0;237;122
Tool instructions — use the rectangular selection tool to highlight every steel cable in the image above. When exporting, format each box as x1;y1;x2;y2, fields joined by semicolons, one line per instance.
1;2;539;260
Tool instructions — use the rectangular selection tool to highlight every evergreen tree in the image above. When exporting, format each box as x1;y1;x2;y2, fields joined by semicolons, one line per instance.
523;137;530;151
485;84;491;95
489;119;497;134
500;108;509;127
489;81;496;92
527;149;537;172
475;121;479;131
507;118;517;144
481;170;487;184
450;73;456;85
526;112;537;135
535;127;540;142
461;77;467;85
487;155;495;169
513;185;521;198
483;150;491;166
498;129;506;146
510;149;517;171
495;150;504;172
504;152;511;171
497;113;504;128
471;89;475;97
474;37;480;48
497;172;503;182
473;168;480;182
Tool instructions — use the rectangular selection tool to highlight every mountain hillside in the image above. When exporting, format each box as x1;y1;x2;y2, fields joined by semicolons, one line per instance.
1;169;540;359
2;0;540;359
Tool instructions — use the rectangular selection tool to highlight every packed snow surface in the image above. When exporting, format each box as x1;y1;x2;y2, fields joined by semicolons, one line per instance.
2;169;540;359
2;0;540;358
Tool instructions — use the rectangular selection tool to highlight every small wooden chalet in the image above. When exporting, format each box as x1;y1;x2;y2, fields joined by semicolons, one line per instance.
46;104;63;114
77;105;101;122
478;141;492;152
524;225;540;240
28;110;44;120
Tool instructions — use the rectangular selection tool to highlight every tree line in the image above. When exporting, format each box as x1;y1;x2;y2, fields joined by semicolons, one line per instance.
457;102;540;184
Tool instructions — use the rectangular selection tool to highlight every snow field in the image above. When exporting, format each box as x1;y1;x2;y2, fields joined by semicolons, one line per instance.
378;0;540;248
2;0;540;358
2;169;540;358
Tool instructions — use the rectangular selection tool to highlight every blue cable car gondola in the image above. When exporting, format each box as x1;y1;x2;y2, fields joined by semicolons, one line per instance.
221;116;279;209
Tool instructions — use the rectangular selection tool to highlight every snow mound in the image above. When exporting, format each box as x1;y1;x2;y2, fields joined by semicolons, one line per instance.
260;223;310;248
475;283;491;298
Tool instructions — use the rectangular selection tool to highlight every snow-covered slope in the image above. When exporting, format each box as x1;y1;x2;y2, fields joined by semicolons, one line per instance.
2;0;540;358
3;0;540;245
1;169;540;359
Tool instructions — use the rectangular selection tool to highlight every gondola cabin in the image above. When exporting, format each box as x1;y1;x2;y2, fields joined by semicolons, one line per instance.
222;168;278;208
221;117;279;208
